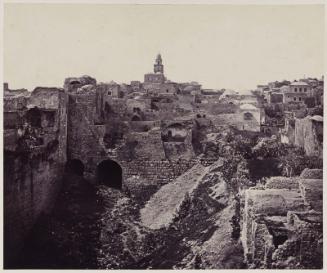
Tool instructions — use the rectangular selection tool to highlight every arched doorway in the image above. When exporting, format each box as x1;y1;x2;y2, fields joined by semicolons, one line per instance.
243;112;254;121
65;159;85;176
96;159;122;190
131;115;141;121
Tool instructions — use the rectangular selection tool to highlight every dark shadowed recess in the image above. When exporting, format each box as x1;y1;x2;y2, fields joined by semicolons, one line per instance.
96;159;122;189
65;159;85;176
247;158;281;181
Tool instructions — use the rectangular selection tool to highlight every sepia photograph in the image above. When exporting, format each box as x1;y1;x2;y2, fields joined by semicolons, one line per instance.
2;1;325;270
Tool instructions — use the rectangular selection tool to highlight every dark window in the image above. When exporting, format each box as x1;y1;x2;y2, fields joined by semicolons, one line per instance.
294;88;297;92
294;97;296;101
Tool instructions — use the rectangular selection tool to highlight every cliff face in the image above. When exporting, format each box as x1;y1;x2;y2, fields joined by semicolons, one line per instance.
242;169;323;269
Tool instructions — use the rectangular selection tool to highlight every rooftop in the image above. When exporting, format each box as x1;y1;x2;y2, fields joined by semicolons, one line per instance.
290;81;309;86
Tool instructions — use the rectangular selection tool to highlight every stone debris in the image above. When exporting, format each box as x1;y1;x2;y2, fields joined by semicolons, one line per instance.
242;170;323;269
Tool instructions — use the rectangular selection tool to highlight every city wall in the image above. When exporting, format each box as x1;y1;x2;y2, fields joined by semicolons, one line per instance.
3;88;68;266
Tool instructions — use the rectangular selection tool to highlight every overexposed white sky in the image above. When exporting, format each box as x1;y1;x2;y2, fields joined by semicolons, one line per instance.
4;4;324;91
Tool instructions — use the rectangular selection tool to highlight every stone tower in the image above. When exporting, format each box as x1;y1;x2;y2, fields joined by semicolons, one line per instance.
154;54;164;74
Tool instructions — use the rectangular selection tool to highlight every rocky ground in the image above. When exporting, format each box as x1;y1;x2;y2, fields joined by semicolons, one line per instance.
16;130;322;269
16;155;245;269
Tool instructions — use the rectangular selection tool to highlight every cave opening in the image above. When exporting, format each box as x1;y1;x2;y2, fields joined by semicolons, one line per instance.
96;159;122;190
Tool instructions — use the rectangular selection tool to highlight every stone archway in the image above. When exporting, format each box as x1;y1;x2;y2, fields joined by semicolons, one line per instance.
65;159;85;176
96;159;122;190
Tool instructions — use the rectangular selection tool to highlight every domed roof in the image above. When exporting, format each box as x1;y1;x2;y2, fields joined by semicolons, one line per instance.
240;103;257;110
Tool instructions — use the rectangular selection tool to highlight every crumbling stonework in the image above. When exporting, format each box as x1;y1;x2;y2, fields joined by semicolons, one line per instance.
4;87;68;267
242;169;323;269
4;68;323;269
294;115;323;157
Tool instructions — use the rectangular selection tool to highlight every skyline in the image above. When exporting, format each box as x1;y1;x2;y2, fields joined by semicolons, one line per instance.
4;4;324;91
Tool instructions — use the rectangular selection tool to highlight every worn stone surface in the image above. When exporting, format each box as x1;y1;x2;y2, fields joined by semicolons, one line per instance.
140;163;208;229
3;88;68;266
294;116;323;157
242;170;323;269
4;71;324;269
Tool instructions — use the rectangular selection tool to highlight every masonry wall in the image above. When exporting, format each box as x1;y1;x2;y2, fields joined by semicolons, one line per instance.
4;151;65;267
294;116;323;157
3;88;68;267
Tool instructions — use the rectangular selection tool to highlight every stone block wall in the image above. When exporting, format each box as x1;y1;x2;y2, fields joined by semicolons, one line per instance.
3;88;68;267
295;116;323;157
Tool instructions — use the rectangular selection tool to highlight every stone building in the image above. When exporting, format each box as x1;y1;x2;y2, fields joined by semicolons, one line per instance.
267;92;283;104
282;81;310;104
130;81;143;92
143;54;166;92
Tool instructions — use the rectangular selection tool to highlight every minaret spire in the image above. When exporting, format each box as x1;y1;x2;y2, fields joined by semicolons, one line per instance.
154;53;164;74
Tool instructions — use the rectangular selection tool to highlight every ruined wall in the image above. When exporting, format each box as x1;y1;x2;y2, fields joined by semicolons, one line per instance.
294;116;323;157
242;170;323;269
161;120;195;161
67;92;106;172
4;88;68;267
66;91;196;186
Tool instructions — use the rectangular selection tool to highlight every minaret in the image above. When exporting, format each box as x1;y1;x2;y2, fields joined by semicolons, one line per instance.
154;54;164;74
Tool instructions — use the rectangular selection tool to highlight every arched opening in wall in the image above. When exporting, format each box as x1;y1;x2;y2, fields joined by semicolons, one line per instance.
243;112;254;121
229;102;234;105
70;80;81;85
26;107;42;127
161;123;187;142
96;159;122;190
65;159;85;176
131;115;141;121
